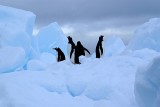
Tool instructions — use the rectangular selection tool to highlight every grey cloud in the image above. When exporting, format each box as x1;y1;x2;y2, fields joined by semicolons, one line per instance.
1;0;160;26
1;0;160;46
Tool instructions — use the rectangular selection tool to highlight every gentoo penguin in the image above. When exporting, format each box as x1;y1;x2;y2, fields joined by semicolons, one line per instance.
53;47;65;62
76;41;90;56
67;36;76;63
96;35;104;58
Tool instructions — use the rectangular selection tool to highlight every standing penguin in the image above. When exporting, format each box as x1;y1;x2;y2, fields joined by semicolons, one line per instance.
53;48;65;62
67;36;76;59
96;35;104;58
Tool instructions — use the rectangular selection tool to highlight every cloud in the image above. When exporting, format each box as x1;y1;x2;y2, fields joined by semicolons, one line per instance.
1;0;160;26
61;26;75;36
1;0;160;45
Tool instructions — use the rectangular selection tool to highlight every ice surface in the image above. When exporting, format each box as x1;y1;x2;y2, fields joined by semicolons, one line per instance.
131;48;160;61
134;56;160;107
26;52;57;71
84;79;113;100
30;36;40;59
37;22;68;56
27;59;47;71
128;18;160;52
104;35;126;57
67;79;87;97
40;52;56;64
1;54;150;107
0;46;26;73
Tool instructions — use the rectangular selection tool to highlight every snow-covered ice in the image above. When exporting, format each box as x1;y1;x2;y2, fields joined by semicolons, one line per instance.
0;55;147;107
0;5;36;54
128;18;160;52
104;35;126;57
37;22;68;56
27;59;47;71
0;5;36;72
0;46;26;73
40;52;57;64
134;56;160;107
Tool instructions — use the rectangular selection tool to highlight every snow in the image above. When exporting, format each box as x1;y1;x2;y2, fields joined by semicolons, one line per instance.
128;18;160;52
134;56;160;107
40;52;56;64
104;35;126;57
1;5;160;107
0;46;26;73
0;55;146;107
27;59;47;71
37;22;68;57
131;48;160;61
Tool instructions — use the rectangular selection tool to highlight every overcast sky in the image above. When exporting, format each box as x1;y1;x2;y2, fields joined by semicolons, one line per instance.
1;0;160;48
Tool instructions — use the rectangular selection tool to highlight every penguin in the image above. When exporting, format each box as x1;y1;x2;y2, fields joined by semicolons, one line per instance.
67;36;76;59
67;36;90;64
67;36;77;63
74;47;81;64
74;41;91;64
96;35;104;58
76;41;90;57
53;47;65;62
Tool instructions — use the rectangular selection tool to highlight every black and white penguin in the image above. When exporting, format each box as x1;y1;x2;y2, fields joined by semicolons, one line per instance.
75;41;91;64
76;41;90;57
53;47;65;62
95;35;104;58
67;36;76;63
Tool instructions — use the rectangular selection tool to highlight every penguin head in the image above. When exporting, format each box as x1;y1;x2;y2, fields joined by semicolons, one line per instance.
76;41;81;47
53;47;59;52
99;35;104;42
77;41;81;45
67;36;73;44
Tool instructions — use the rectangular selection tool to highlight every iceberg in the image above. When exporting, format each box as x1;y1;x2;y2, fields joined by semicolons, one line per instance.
134;56;160;107
0;46;26;73
0;5;36;72
37;22;68;57
0;5;36;54
128;18;160;52
104;35;126;57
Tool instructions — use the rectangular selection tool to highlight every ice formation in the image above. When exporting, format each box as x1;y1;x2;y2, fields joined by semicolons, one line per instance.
0;5;36;72
134;56;160;107
0;46;26;73
128;18;160;52
0;5;36;54
0;55;145;107
37;22;68;56
104;35;126;57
